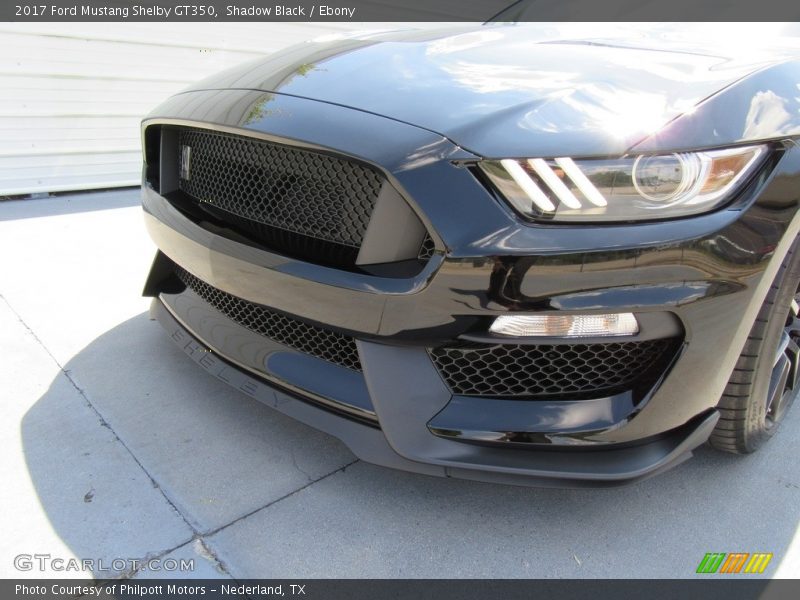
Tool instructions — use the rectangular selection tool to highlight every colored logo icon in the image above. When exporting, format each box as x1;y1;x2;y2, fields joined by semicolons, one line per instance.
696;553;773;574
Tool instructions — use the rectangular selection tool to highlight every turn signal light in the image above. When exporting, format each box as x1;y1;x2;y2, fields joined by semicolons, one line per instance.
490;313;639;337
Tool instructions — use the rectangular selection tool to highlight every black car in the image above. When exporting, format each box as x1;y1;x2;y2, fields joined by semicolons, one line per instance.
140;24;800;486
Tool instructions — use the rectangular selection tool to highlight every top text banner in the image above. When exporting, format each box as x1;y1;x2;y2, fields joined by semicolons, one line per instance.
5;0;800;21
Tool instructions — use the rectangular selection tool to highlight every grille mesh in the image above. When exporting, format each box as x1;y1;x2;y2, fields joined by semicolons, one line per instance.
430;339;677;398
176;127;383;265
176;267;362;371
418;233;436;261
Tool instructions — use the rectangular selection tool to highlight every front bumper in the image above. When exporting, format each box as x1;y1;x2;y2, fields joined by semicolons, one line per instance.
151;296;719;487
141;89;800;486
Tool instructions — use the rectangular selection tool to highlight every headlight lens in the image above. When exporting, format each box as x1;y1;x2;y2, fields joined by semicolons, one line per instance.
480;145;768;222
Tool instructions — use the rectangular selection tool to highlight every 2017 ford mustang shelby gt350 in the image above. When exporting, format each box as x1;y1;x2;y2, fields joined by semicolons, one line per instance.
140;25;800;486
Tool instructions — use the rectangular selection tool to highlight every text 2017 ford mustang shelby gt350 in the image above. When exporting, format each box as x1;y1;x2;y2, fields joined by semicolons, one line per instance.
141;25;800;486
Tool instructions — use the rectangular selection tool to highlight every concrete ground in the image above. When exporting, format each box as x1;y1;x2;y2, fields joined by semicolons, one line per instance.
0;188;798;580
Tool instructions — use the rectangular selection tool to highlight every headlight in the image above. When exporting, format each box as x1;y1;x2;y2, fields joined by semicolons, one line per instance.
479;145;768;222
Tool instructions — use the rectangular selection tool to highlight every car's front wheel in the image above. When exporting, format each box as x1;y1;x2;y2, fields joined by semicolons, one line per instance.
710;239;800;453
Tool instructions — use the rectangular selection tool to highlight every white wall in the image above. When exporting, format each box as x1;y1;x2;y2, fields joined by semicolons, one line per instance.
0;22;391;196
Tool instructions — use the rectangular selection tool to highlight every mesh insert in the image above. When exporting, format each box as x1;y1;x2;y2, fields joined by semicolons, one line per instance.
418;233;436;261
176;127;383;266
430;339;678;398
176;267;362;371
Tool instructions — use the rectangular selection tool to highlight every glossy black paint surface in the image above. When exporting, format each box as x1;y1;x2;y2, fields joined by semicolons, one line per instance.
428;392;640;446
182;24;800;157
142;28;800;485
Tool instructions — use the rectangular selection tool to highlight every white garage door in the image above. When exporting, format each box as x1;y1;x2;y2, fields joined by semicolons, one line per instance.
0;22;381;197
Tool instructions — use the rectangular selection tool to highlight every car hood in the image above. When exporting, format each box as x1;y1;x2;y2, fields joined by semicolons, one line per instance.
183;24;796;158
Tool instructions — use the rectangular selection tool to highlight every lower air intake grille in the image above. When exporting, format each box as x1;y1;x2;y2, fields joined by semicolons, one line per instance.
176;127;384;268
176;268;362;371
430;339;679;398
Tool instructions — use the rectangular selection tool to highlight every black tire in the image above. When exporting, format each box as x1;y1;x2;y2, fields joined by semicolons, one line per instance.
710;239;800;453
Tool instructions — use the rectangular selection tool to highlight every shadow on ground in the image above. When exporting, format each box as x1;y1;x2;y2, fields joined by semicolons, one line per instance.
21;312;800;578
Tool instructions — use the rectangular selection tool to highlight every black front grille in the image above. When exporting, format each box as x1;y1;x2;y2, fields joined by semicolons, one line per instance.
430;339;679;399
176;127;383;268
176;268;362;371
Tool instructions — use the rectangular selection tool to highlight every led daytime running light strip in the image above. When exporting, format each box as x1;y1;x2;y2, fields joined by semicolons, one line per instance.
553;157;608;207
500;159;555;212
528;159;583;209
500;156;611;212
